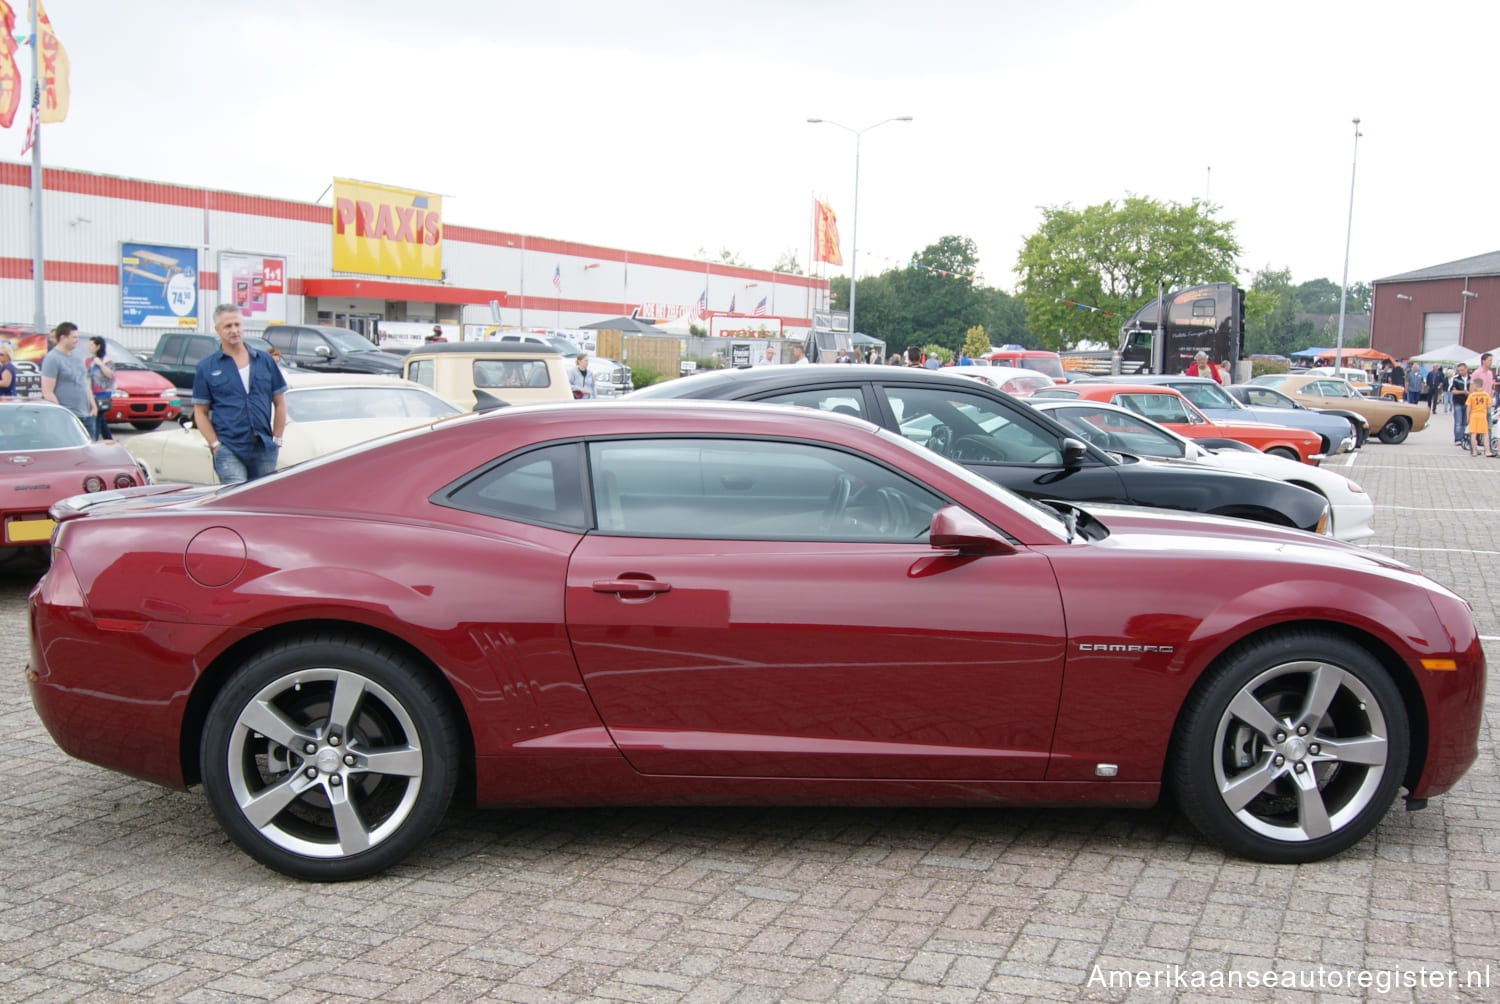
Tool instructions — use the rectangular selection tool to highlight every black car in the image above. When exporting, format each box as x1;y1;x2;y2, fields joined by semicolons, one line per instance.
631;366;1330;533
261;325;403;375
1224;383;1371;449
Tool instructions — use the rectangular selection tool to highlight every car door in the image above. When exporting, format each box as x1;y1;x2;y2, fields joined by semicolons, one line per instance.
872;382;1131;506
565;436;1067;781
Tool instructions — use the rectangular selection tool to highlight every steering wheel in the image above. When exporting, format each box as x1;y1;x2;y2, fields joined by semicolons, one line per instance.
874;487;910;535
925;423;953;456
820;474;853;533
951;435;1007;462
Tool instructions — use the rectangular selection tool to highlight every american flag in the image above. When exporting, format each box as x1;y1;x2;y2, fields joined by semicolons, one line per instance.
551;265;561;292
752;297;768;316
19;81;38;156
693;290;707;321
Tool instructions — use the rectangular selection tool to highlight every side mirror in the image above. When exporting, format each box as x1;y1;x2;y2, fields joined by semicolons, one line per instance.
315;344;332;358
929;505;1016;555
1061;436;1087;467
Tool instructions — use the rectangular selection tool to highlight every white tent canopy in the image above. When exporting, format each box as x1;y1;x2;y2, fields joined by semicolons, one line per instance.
1410;344;1481;366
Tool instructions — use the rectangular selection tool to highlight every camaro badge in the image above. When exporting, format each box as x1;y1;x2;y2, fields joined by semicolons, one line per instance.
1077;642;1174;654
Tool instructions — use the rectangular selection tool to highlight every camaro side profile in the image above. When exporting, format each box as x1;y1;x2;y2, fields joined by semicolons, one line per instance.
28;402;1483;880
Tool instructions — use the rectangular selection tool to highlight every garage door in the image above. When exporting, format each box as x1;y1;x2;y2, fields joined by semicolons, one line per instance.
1423;313;1460;352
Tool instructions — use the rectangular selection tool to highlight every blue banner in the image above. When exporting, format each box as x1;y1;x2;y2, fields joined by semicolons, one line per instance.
120;242;199;328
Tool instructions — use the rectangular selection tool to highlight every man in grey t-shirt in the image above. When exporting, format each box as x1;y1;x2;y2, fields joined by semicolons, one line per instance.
41;323;98;436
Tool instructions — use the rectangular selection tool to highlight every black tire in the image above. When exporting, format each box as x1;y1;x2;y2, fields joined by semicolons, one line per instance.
1377;417;1410;444
200;635;459;881
1264;446;1300;462
1170;631;1408;863
130;420;163;431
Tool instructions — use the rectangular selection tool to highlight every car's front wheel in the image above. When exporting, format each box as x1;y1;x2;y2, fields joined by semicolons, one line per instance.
201;636;459;881
130;420;163;431
1171;631;1408;863
1377;416;1411;444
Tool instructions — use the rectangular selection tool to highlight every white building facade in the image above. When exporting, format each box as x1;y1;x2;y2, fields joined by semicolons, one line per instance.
0;162;829;351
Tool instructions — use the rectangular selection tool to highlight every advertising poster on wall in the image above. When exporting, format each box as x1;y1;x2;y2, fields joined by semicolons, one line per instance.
120;242;199;328
218;252;287;326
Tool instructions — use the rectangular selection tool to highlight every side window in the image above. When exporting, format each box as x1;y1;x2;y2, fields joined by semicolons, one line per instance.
588;438;943;541
475;359;547;388
266;330;293;352
1173;382;1227;408
758;388;868;420
407;359;434;389
157;335;184;363
295;331;329;357
440;443;586;530
882;385;1063;466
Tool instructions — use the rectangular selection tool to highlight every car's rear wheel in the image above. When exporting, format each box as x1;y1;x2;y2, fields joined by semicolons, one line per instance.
130;420;163;431
201;636;459;881
1377;416;1411;444
1171;631;1407;863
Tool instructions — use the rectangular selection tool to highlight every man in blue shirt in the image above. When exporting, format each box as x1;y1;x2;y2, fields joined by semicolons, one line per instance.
193;305;287;483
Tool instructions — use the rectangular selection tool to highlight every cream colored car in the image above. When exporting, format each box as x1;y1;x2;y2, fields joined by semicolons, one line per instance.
401;343;575;409
126;373;460;483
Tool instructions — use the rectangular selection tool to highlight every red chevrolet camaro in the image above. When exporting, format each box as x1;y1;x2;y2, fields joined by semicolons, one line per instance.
27;402;1483;880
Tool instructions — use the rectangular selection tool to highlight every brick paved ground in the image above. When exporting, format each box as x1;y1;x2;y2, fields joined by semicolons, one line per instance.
1;411;1496;1002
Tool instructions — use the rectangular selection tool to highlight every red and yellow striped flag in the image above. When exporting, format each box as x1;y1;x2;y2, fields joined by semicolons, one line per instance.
813;198;843;266
37;0;68;124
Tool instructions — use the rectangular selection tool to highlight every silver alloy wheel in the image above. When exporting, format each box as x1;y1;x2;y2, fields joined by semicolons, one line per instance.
224;667;425;859
1211;659;1389;842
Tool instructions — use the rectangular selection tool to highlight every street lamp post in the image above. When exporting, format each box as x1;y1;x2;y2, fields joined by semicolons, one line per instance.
1334;117;1362;372
807;116;912;339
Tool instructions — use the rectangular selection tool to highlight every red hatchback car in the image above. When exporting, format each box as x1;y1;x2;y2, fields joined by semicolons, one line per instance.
27;402;1483;880
93;336;182;430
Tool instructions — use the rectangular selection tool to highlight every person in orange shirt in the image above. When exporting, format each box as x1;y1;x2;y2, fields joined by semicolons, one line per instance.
1468;385;1495;457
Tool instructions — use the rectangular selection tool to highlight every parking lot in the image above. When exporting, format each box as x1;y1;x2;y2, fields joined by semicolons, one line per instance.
2;413;1497;1002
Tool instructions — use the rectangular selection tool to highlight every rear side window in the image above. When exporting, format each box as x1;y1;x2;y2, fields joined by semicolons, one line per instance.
182;337;213;364
407;359;434;389
757;387;869;420
157;335;184;362
475;359;551;389
441;443;586;530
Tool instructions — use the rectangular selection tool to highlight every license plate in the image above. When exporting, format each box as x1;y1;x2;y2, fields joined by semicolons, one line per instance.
8;518;54;543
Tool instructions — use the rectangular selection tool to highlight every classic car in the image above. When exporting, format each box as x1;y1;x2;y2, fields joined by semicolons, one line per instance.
1036;383;1325;464
1093;375;1356;455
0;401;148;552
1030;398;1374;541
1225;383;1371;449
402;342;575;409
126;373;460;483
1248;374;1431;444
28;401;1482;879
631;365;1330;533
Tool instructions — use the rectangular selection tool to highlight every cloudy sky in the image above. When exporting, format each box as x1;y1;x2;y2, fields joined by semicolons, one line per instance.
7;0;1495;291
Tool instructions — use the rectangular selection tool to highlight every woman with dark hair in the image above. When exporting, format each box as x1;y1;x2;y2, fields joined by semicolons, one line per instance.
86;336;115;441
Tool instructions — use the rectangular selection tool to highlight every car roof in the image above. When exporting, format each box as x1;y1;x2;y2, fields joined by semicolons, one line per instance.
631;364;998;400
401;342;562;358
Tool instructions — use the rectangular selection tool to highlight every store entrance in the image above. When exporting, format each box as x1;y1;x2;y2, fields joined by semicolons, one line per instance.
330;312;383;340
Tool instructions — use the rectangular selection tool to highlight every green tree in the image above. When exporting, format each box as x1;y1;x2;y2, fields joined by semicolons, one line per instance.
1015;196;1240;349
1244;266;1315;357
963;325;990;359
773;249;804;275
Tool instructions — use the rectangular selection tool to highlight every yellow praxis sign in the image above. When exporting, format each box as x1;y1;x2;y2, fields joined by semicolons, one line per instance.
331;178;443;281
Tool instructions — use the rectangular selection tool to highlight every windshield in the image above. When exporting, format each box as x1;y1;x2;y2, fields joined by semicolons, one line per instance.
873;427;1070;541
321;328;383;354
284;386;461;423
1172;381;1236;410
1044;404;1186;459
101;338;151;370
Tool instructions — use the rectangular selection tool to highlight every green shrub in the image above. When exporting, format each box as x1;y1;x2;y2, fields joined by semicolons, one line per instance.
631;364;668;389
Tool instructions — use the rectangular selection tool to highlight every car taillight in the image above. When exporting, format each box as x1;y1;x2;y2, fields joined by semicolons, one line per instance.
113;473;137;489
82;476;106;493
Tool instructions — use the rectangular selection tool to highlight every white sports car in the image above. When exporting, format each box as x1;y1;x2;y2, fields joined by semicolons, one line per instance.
1031;398;1375;541
126;373;461;484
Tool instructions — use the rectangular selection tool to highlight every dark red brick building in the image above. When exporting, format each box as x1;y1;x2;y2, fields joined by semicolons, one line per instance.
1371;251;1500;357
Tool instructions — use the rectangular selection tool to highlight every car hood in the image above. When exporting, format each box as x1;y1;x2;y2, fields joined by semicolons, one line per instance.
113;369;178;393
1078;502;1409;574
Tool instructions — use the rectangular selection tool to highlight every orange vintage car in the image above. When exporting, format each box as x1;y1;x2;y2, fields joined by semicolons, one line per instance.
1040;383;1324;464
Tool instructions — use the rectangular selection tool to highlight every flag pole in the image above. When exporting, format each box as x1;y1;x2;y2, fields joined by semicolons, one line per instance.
28;0;44;334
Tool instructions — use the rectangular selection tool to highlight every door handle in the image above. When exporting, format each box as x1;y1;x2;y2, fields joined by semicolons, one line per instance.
592;579;671;595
